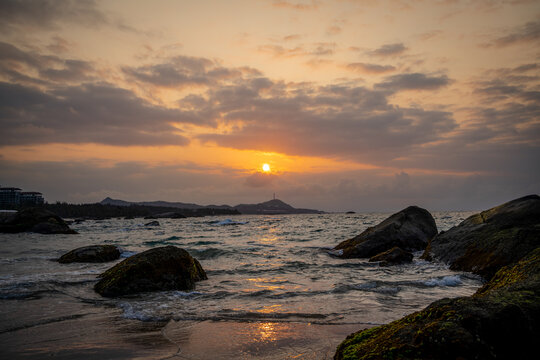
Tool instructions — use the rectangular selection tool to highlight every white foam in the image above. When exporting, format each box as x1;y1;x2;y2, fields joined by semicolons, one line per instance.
327;249;343;256
119;250;137;258
423;275;462;287
213;219;248;226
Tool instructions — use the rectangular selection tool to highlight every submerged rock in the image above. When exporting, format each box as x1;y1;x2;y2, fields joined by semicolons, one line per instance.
423;194;540;279
58;245;120;263
0;207;77;234
335;247;540;360
333;206;437;258
94;246;207;297
369;246;413;266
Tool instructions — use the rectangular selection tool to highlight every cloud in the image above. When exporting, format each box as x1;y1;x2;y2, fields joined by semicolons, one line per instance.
245;172;278;188
375;73;451;91
484;20;540;48
327;25;342;35
258;42;336;58
0;0;108;32
271;0;320;10
369;43;407;57
0;41;95;83
346;62;396;74
283;34;302;41
0;81;192;146
46;36;72;53
123;56;224;88
198;82;456;162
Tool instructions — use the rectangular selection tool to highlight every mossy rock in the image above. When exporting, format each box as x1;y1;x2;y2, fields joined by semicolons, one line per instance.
334;248;540;360
423;195;540;279
333;206;437;258
58;245;120;263
94;246;207;297
369;246;413;266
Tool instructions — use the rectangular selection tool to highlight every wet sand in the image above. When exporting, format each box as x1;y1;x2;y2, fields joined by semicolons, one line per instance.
0;294;364;359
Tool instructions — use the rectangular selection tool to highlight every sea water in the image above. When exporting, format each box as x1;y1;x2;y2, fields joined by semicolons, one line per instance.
0;212;483;358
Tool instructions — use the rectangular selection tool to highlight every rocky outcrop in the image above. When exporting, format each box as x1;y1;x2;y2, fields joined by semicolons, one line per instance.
369;247;413;266
333;206;437;258
0;208;77;234
94;246;207;297
423;195;540;279
144;220;160;226
58;245;120;263
144;212;186;219
335;247;540;360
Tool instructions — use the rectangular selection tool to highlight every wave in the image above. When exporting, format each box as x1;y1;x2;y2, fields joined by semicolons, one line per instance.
187;247;230;260
187;240;221;246
209;219;248;226
119;249;137;258
421;275;462;287
143;239;178;246
216;309;327;321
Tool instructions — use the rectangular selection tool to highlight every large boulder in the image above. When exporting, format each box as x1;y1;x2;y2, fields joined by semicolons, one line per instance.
58;245;120;263
0;207;77;234
369;246;413;266
94;246;207;297
333;206;437;258
423;195;540;279
335;247;540;360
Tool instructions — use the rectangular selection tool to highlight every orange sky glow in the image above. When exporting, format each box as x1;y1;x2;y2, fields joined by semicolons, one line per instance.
0;0;538;211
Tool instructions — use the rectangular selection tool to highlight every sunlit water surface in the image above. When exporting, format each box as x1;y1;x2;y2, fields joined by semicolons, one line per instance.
0;212;482;358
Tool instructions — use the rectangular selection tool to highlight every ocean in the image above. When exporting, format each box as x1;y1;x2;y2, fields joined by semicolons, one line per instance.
0;212;483;359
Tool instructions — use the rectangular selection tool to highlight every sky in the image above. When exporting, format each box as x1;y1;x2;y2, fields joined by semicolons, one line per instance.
0;0;539;212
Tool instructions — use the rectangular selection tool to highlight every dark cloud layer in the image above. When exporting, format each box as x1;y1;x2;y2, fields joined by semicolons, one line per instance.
375;73;451;91
0;41;95;84
346;62;396;74
0;81;191;146
0;0;107;32
486;20;540;48
369;43;407;57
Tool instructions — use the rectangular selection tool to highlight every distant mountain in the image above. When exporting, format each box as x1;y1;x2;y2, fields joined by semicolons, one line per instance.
100;197;231;210
100;197;322;215
234;199;322;214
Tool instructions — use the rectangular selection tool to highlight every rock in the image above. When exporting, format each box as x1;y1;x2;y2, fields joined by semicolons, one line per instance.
333;206;437;258
335;247;540;360
422;195;540;279
369;246;413;266
58;245;120;263
145;212;186;219
94;246;207;297
0;207;77;234
144;220;160;226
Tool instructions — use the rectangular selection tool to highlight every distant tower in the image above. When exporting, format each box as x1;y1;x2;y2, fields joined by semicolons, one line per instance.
273;192;276;200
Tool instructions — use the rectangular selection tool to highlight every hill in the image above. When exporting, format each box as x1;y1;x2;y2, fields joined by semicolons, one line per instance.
100;197;322;215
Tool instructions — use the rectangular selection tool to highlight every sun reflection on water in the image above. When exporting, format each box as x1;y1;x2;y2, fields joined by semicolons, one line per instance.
257;322;277;341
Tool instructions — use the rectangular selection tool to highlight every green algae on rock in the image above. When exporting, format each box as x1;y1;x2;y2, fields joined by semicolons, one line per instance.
333;206;437;259
58;245;120;263
334;247;540;360
368;246;413;266
422;194;540;280
94;246;207;297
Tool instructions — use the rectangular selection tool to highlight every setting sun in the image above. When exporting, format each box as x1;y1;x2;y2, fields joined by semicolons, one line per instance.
262;163;271;172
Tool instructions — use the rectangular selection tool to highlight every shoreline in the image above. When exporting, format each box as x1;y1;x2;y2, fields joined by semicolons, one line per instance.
0;295;366;359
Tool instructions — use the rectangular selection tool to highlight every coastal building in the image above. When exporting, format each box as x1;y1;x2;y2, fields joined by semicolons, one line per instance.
0;187;44;208
21;192;45;206
0;187;21;207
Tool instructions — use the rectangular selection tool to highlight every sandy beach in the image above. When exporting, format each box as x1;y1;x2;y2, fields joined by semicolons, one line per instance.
0;292;361;359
